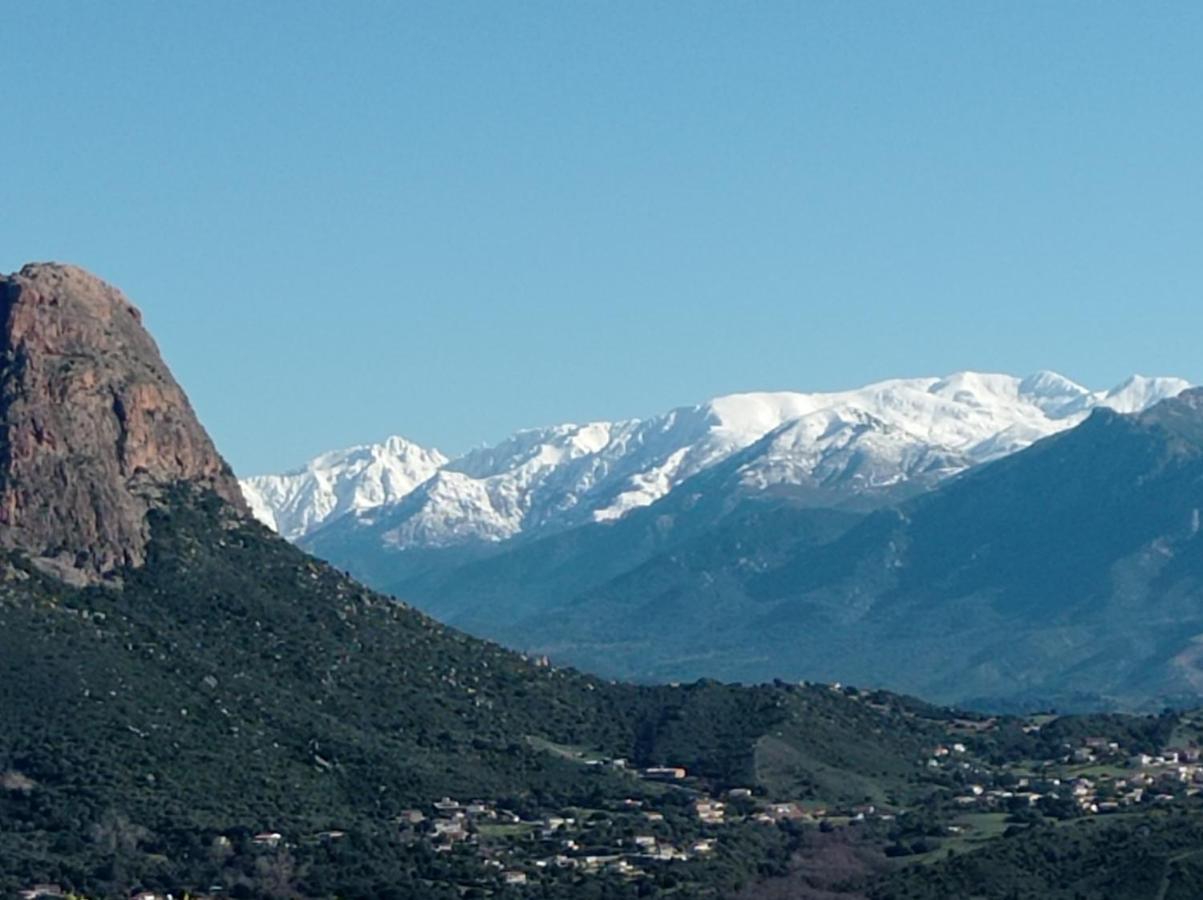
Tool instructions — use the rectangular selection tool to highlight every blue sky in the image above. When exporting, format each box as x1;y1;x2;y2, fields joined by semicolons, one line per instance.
3;2;1202;475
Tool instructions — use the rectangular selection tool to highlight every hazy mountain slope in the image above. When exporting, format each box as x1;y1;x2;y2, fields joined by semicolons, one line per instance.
368;419;875;632
510;391;1203;710
389;494;863;632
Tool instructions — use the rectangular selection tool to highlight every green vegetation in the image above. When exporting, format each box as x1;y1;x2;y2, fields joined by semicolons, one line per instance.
873;808;1203;899
0;488;959;898
7;488;1203;898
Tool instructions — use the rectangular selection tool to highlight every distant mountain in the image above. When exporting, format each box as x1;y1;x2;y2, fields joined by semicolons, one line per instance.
243;372;1189;571
456;389;1203;711
240;436;448;540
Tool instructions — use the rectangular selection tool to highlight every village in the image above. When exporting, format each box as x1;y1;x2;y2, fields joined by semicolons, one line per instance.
17;754;884;900
381;758;832;887
22;712;1203;899
930;728;1203;820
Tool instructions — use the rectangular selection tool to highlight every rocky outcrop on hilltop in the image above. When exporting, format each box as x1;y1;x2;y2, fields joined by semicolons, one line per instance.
0;263;246;581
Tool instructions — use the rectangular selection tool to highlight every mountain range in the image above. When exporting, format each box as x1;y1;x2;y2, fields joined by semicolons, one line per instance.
241;369;1200;710
494;390;1203;711
243;371;1189;551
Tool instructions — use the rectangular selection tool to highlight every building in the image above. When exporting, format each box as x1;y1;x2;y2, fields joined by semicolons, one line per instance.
18;887;64;900
644;766;687;780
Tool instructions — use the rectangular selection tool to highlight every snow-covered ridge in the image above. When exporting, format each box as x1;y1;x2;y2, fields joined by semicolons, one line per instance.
240;436;448;541
240;372;1191;548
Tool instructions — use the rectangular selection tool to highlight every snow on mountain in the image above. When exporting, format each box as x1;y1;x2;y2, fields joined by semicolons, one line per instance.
733;372;1188;494
1099;375;1194;414
239;436;448;540
731;407;972;496
243;372;1191;550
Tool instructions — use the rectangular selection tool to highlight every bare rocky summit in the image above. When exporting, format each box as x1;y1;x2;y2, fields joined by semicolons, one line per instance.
0;263;246;581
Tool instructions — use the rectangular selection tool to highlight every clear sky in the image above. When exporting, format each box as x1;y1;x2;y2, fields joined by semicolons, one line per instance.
3;2;1202;475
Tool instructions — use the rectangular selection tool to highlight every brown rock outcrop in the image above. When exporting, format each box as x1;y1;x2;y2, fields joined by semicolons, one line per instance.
0;263;247;581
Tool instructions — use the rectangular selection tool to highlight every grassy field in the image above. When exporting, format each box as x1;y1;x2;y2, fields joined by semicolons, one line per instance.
908;812;1012;865
526;735;607;760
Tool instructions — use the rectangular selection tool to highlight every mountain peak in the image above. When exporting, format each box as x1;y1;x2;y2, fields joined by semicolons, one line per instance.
0;263;246;582
240;433;448;540
1018;369;1090;398
1101;374;1193;413
13;262;144;322
380;433;439;457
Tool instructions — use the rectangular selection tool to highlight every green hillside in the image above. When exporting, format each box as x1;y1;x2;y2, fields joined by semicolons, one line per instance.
873;808;1203;899
0;487;964;898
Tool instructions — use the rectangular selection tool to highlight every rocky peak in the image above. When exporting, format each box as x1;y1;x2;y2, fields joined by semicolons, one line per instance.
1137;386;1203;446
0;262;246;582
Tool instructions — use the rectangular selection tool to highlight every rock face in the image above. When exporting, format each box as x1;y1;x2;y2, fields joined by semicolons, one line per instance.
0;263;246;581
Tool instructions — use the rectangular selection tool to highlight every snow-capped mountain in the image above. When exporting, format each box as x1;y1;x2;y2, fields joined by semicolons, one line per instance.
240;436;448;540
365;393;839;549
241;372;1190;550
730;372;1189;495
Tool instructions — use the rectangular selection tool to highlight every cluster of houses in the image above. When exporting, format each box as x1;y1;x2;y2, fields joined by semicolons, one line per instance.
44;720;1203;899
395;792;725;886
942;736;1203;816
397;795;522;851
926;741;970;766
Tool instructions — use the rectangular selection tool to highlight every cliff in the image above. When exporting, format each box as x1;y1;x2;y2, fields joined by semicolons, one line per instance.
0;262;246;581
